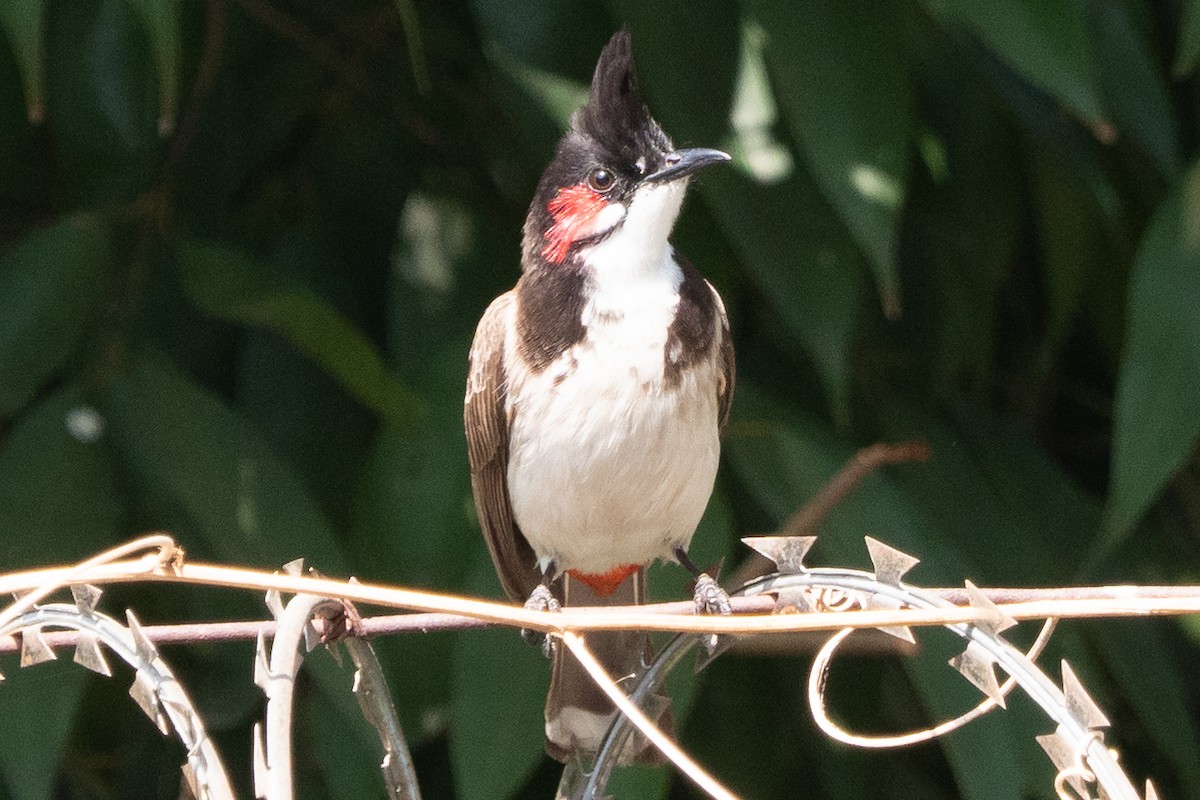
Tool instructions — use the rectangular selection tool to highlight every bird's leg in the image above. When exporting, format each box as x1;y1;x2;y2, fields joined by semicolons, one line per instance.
521;562;561;657
674;546;732;616
675;546;731;655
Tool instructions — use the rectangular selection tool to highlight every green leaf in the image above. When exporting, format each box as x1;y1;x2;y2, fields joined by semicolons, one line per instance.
751;0;911;317
1175;0;1200;78
1087;622;1200;796
44;0;160;205
0;385;123;566
1087;1;1178;175
0;0;43;121
704;170;862;422
489;46;587;130
178;240;420;426
0;216;113;418
904;40;1021;394
100;355;349;570
1106;158;1200;546
924;0;1104;124
305;655;392;799
0;661;88;800
1029;145;1106;375
604;0;741;145
450;562;546;800
124;0;178;134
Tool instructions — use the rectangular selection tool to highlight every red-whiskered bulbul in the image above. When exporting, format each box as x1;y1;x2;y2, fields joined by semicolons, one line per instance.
464;28;734;763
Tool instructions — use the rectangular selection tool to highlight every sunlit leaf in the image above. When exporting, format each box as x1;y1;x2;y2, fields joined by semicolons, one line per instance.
924;0;1104;124
751;0;911;317
0;216;112;418
1106;158;1200;546
178;240;420;426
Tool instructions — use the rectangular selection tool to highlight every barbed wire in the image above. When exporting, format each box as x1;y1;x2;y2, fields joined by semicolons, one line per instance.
0;534;1182;800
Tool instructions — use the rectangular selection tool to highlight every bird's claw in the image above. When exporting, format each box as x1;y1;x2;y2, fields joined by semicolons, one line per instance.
521;584;561;657
692;573;731;654
693;572;732;616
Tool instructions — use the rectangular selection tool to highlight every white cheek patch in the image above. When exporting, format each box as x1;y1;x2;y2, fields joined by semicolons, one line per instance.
578;181;688;285
584;201;626;238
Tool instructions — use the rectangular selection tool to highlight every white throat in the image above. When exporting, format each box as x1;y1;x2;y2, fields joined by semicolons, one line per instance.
578;180;688;289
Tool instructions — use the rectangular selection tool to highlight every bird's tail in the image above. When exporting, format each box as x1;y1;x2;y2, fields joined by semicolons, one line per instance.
543;569;672;764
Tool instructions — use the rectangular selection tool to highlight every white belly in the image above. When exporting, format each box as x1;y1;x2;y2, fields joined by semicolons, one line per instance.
506;305;720;574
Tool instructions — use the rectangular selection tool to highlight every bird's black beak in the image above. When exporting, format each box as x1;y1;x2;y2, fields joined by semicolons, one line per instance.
643;147;731;184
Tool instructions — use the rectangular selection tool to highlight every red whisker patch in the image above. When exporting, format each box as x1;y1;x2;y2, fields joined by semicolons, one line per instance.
543;183;607;263
567;564;640;598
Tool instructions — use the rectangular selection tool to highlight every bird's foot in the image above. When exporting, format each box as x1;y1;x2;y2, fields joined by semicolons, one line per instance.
521;583;561;658
692;572;732;616
692;572;732;655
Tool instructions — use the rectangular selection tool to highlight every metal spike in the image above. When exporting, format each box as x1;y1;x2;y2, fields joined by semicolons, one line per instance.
1061;661;1110;729
73;631;112;676
949;641;1005;707
326;639;344;667
264;589;284;620
1035;727;1088;797
253;630;270;691
864;594;916;644
963;580;1017;638
70;584;103;615
181;762;200;800
125;610;159;664
159;682;194;741
693;634;736;672
19;628;57;667
130;670;170;734
302;619;321;653
1145;779;1160;800
865;536;920;586
773;587;812;613
741;535;817;573
281;558;305;577
252;722;269;798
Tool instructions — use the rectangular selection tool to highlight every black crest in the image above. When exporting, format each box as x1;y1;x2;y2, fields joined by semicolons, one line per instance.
573;28;672;168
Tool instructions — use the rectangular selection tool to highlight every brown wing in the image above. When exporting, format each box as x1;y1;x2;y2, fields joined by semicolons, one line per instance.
464;291;541;602
708;280;736;430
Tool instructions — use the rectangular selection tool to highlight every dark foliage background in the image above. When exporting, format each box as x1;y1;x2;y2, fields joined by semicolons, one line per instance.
0;0;1198;798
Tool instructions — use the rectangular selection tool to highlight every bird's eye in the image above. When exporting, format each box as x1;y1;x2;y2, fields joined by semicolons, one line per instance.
587;168;615;193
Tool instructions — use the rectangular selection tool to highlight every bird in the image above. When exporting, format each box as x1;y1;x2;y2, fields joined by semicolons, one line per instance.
464;28;734;763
